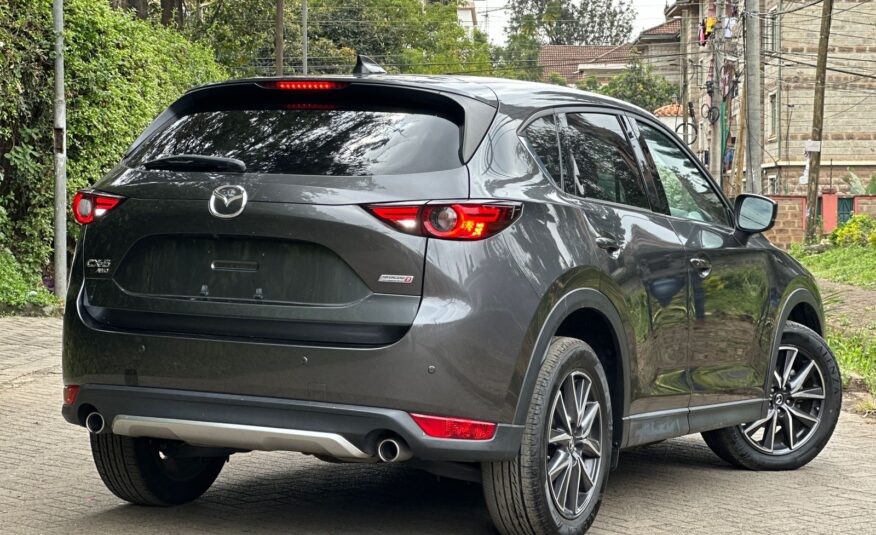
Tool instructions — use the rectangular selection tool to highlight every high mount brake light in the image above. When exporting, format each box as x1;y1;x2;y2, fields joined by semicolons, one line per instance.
72;191;124;225
410;413;497;440
365;202;521;240
260;80;349;91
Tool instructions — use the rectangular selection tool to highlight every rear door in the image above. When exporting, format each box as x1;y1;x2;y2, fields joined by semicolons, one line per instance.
81;81;494;346
544;109;692;433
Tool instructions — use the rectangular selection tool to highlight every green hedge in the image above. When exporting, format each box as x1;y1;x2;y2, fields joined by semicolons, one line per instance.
0;0;226;304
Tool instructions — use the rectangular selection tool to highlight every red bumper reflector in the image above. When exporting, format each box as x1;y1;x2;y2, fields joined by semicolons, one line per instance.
410;413;497;440
63;385;80;406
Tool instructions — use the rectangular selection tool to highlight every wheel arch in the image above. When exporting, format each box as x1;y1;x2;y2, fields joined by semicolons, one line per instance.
764;285;825;396
512;287;632;454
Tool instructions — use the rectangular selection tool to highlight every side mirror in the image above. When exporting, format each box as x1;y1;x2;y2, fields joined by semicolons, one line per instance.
734;194;778;242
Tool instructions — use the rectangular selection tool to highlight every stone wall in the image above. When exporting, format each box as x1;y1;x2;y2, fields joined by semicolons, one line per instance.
763;196;806;248
854;196;876;218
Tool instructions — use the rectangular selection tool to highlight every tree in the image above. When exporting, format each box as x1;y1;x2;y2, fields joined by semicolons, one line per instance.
507;0;635;45
492;33;542;80
593;58;677;111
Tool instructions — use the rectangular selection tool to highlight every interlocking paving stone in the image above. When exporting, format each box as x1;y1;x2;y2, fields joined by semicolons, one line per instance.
1;317;875;534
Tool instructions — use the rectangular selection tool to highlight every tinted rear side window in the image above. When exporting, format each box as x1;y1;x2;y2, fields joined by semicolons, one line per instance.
127;109;462;176
523;115;563;182
560;113;650;210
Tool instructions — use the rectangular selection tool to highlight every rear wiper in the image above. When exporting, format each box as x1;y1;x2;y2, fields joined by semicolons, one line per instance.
141;154;246;173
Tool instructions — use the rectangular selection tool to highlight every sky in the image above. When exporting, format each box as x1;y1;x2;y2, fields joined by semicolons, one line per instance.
473;0;671;46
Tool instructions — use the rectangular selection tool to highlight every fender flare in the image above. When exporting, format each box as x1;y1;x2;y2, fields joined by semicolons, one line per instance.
511;288;632;443
763;286;825;396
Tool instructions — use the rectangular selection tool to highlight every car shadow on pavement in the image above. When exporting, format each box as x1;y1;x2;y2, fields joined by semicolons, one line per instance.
69;440;732;534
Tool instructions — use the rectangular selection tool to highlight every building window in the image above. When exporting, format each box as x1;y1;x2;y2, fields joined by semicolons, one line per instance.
764;9;778;51
769;92;778;140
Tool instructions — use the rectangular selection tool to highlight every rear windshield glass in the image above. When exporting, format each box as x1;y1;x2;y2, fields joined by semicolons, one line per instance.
127;108;462;176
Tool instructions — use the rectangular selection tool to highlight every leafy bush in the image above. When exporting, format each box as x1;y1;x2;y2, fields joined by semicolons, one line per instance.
0;0;226;298
829;215;876;247
0;248;57;309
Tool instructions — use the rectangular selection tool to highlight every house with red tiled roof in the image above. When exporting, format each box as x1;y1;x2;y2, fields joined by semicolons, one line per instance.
537;44;633;86
633;19;683;86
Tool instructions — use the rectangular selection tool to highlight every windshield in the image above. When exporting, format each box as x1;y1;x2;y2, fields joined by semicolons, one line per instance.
127;108;463;176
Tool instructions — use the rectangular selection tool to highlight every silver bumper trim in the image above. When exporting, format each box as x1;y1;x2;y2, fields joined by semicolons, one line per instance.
111;415;372;460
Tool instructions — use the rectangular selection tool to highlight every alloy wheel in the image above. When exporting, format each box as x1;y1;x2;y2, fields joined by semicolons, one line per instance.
739;345;826;455
546;370;603;519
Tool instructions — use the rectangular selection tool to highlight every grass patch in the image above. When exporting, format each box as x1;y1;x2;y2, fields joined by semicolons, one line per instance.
855;396;876;417
827;328;876;393
790;245;876;288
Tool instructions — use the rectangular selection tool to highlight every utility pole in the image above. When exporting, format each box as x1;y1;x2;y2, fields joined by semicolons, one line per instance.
804;0;834;242
709;0;725;185
302;0;308;75
52;0;67;299
743;0;762;193
275;0;284;75
734;88;747;196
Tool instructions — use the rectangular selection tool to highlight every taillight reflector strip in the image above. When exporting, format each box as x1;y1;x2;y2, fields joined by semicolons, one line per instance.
260;80;348;91
410;413;497;440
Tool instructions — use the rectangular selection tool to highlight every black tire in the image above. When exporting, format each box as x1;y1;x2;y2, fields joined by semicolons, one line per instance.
483;337;612;535
90;433;226;506
702;321;841;471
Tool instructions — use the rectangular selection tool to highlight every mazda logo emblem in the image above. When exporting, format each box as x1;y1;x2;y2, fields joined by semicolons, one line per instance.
208;185;247;219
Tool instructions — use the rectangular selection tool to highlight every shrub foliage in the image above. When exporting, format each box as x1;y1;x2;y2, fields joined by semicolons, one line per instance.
0;0;225;297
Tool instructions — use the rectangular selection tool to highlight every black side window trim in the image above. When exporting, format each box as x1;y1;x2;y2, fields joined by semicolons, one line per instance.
627;113;735;227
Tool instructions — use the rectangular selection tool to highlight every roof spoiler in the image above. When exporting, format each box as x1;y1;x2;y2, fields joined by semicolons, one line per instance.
352;55;387;75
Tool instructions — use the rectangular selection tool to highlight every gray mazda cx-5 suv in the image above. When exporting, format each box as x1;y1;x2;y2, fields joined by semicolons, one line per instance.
62;75;841;534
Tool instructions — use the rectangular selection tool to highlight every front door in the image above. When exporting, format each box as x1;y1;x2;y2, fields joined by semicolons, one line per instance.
632;117;773;418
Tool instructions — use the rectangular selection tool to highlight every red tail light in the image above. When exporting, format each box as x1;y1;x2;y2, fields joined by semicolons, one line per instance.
366;202;521;240
72;191;124;224
260;80;348;91
410;413;497;440
63;385;80;406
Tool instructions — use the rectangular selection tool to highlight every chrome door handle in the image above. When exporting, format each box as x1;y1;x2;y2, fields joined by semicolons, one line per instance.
690;257;712;277
595;236;620;252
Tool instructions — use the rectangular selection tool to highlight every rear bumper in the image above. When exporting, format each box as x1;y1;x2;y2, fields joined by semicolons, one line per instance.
62;385;523;462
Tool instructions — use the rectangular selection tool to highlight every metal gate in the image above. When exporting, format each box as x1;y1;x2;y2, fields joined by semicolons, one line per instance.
839;197;854;225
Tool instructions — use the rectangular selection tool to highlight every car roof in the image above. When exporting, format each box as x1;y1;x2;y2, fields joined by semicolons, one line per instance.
187;74;650;119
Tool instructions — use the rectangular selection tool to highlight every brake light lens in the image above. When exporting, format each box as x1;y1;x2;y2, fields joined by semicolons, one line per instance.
260;80;348;91
63;385;80;406
72;191;124;224
366;202;521;240
410;413;497;440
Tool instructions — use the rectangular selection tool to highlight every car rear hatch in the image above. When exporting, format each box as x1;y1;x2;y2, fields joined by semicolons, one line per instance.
79;78;497;346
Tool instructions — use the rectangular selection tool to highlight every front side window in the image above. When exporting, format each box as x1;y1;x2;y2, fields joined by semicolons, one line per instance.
523;115;563;182
559;113;650;210
638;122;730;225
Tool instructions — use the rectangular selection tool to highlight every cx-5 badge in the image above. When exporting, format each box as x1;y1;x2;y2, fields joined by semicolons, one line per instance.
208;185;248;219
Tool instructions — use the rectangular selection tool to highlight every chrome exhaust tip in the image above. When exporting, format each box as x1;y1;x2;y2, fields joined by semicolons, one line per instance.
377;437;412;463
85;412;105;434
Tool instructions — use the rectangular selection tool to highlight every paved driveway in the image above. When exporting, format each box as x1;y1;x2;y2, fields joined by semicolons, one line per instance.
1;317;875;534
